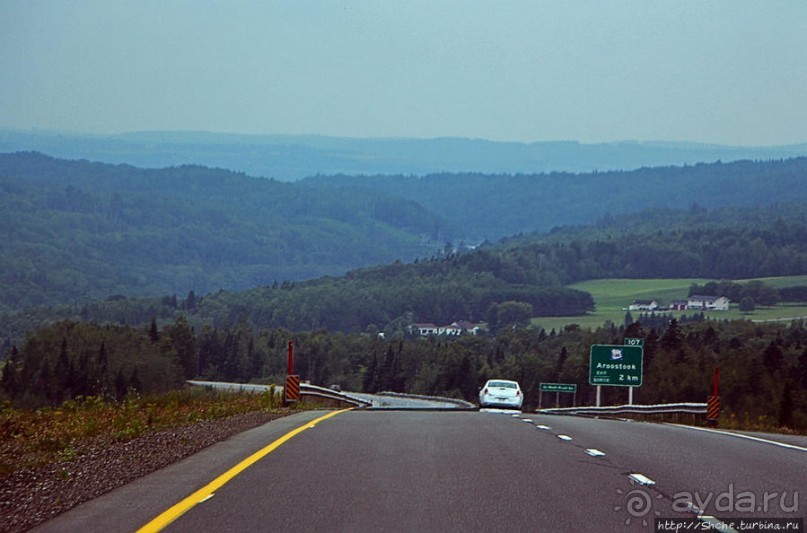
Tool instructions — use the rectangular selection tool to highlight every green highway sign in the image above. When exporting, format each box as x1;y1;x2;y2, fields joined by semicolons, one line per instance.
589;344;643;387
540;382;577;393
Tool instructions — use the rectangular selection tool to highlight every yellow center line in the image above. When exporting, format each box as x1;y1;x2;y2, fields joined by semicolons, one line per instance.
138;408;352;533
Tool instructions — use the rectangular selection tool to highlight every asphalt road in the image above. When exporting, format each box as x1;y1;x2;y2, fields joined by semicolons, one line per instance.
36;410;806;532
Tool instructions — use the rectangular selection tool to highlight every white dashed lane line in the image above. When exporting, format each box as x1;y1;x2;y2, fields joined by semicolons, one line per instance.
628;473;656;486
520;416;739;532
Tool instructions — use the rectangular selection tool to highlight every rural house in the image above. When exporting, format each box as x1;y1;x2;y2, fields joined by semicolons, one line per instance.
409;321;480;336
441;320;481;336
687;295;731;311
628;300;659;311
411;323;439;336
669;300;688;311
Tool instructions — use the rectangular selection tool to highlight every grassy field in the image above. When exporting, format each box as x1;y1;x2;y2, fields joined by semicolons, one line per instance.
532;275;807;332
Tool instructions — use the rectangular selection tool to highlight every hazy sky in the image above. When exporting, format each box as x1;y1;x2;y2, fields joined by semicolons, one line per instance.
2;1;806;146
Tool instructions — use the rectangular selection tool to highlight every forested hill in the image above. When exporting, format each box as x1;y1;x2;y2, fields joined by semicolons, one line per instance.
2;151;807;315
186;205;806;333
303;157;807;240
5;203;802;341
0;152;443;311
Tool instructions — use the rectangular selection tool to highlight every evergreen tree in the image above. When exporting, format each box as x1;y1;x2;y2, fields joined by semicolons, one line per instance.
1;346;20;397
798;347;807;388
130;366;142;392
661;319;683;351
38;360;55;405
55;337;72;401
185;290;197;311
363;351;379;393
114;368;127;400
170;316;197;380
553;347;568;381
97;341;109;395
762;341;783;374
778;382;794;428
148;318;160;344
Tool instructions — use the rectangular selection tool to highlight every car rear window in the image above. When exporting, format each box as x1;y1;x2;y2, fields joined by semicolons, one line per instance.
489;381;516;388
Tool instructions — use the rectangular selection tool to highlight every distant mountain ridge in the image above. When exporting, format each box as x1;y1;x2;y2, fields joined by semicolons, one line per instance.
304;157;807;240
2;128;807;181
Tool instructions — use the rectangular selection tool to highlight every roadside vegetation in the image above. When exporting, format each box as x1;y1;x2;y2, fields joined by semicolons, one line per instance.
0;387;286;476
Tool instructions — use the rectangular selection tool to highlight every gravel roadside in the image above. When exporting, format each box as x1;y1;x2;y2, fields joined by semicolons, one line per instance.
0;410;293;533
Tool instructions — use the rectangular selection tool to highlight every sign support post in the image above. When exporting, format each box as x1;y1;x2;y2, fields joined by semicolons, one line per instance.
539;383;577;408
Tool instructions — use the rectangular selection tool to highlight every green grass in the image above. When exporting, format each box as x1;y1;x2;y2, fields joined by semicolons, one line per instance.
532;275;807;331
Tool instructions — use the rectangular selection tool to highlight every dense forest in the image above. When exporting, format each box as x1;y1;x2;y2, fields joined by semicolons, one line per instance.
304;157;807;239
1;202;806;347
2;152;807;313
0;152;442;310
3;315;806;431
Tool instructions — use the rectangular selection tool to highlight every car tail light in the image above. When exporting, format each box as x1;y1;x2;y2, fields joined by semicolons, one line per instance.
483;388;488;395
516;390;521;396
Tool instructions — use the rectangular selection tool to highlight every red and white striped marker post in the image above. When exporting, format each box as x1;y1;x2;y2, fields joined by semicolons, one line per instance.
285;340;300;404
706;366;719;426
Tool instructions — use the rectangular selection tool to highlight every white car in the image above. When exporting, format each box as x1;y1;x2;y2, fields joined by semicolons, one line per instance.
479;379;523;410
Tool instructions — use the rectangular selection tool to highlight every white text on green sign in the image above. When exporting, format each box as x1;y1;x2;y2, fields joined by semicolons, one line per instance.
540;383;577;393
589;344;643;387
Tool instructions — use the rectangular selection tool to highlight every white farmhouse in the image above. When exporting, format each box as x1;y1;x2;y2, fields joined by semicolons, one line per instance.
411;323;439;335
687;295;731;311
410;321;480;336
628;300;659;311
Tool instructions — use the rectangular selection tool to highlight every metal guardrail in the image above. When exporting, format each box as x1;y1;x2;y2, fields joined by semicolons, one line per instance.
299;383;373;408
187;380;372;408
376;391;476;410
537;402;707;416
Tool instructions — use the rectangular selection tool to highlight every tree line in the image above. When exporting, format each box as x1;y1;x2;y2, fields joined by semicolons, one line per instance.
3;316;806;431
